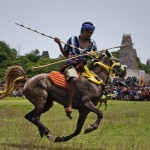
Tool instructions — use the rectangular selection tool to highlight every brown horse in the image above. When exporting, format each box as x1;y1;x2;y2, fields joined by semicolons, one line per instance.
0;51;126;142
98;97;108;110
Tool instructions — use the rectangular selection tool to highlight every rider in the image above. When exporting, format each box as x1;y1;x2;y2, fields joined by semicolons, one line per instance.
54;22;97;118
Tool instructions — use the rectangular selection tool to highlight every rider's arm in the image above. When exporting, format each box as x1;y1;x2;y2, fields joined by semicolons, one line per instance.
54;37;68;57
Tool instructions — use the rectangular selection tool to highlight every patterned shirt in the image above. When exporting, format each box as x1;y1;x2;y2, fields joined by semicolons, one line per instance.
64;36;97;65
64;36;97;55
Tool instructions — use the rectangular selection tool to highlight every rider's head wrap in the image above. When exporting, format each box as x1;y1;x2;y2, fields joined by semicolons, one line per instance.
81;22;95;31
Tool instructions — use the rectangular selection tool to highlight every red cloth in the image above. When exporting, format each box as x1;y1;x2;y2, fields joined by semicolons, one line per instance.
49;71;69;89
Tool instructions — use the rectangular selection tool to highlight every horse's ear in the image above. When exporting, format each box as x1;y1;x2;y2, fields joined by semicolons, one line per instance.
106;50;119;62
106;50;112;58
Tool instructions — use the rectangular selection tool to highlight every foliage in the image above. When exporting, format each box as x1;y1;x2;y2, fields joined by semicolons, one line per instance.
0;41;17;60
136;57;150;74
30;49;40;56
111;50;120;58
1;40;150;80
138;63;150;74
0;41;63;79
0;68;5;80
25;49;41;63
0;52;10;63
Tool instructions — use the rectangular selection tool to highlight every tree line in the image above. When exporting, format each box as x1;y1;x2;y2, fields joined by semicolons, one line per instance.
0;41;150;81
0;41;62;80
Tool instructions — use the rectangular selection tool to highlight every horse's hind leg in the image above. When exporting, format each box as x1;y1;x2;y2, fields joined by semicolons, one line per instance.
24;98;53;141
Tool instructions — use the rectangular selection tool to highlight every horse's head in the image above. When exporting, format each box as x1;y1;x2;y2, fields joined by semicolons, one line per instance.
112;63;127;78
91;50;127;78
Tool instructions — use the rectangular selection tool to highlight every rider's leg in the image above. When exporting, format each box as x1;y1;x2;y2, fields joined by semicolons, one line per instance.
64;66;78;119
65;77;77;113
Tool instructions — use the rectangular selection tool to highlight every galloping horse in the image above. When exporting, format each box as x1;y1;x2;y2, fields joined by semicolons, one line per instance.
0;51;126;142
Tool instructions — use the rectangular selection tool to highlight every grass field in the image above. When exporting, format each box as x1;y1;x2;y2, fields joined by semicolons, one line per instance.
0;97;150;150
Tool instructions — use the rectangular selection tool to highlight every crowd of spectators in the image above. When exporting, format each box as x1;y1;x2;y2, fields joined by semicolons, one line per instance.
106;76;150;101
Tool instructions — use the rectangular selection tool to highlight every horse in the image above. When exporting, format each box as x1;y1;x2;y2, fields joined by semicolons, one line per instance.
0;51;126;142
98;95;108;110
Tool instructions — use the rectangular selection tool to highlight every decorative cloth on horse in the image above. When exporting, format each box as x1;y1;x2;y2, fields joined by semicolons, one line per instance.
94;61;121;77
82;65;103;85
49;71;69;89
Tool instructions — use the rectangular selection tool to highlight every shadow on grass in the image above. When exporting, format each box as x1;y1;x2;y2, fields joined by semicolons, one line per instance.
0;142;102;150
0;143;63;150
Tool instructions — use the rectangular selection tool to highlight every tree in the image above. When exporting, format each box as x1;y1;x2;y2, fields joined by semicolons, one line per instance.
111;50;120;58
0;52;9;63
30;49;40;56
25;49;41;63
0;41;17;60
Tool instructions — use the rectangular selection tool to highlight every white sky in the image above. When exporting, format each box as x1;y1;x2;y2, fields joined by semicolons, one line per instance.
0;0;150;64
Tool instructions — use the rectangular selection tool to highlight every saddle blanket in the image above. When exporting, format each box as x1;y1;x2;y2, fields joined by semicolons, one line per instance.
49;71;69;89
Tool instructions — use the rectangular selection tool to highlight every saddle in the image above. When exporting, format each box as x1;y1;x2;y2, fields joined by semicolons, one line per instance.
49;62;84;89
49;65;103;89
49;71;69;89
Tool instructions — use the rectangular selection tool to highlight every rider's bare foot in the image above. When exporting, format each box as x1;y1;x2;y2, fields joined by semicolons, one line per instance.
65;108;72;119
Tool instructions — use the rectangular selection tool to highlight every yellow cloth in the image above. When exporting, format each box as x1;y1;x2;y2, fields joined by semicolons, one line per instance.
82;65;103;85
90;50;99;58
94;61;121;77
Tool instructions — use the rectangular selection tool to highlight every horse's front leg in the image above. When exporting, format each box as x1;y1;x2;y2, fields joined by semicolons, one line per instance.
84;100;103;134
55;110;89;142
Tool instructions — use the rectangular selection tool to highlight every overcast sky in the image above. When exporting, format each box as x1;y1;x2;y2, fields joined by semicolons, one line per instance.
0;0;150;64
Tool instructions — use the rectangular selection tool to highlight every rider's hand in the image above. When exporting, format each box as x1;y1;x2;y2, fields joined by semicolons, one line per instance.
54;37;61;44
90;50;99;58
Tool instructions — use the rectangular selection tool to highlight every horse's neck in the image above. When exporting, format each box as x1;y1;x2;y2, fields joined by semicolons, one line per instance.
92;57;111;84
93;66;109;84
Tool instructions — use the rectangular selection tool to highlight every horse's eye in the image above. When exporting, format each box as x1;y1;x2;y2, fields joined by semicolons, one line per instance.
117;66;121;70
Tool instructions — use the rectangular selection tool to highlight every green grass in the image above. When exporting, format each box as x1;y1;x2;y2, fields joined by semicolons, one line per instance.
0;97;150;150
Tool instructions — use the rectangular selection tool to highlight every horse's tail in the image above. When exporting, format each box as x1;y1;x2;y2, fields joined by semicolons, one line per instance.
0;65;27;100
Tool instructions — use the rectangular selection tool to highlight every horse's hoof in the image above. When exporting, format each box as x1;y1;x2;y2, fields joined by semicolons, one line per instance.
84;128;91;134
84;125;97;134
55;136;66;142
65;112;72;120
39;130;45;138
84;126;94;134
55;136;62;142
46;133;53;141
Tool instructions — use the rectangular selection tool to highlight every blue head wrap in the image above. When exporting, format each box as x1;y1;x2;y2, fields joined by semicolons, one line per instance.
81;23;95;31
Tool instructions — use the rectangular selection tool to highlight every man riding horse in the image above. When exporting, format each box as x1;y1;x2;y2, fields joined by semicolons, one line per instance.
0;22;127;142
0;49;126;142
54;22;97;118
